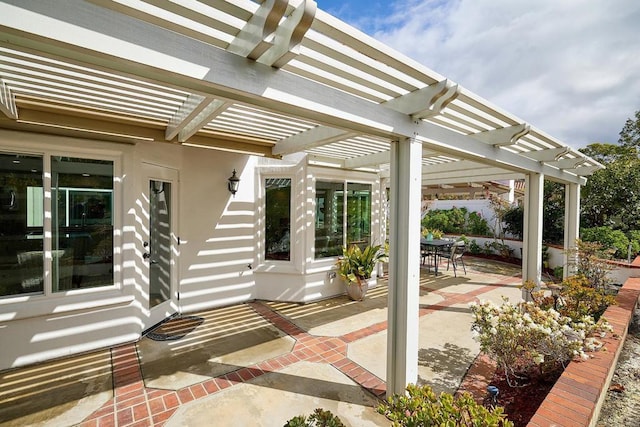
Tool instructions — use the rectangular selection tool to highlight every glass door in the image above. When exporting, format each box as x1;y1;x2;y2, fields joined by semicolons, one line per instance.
141;163;178;328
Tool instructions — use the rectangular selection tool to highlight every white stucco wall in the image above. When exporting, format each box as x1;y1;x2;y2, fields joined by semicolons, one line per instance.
0;130;139;370
0;130;384;370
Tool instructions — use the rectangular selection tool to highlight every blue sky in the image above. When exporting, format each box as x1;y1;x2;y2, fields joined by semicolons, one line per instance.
318;0;640;149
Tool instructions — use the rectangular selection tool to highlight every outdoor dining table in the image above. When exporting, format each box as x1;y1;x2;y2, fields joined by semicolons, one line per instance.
420;238;454;275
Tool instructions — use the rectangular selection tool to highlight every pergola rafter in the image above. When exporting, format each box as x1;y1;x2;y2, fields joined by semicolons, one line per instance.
0;0;603;188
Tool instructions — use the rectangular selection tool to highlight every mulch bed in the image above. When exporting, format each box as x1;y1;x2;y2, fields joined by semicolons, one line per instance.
458;353;563;427
487;367;563;426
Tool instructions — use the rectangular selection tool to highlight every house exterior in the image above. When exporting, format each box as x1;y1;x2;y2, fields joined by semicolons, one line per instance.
0;0;601;395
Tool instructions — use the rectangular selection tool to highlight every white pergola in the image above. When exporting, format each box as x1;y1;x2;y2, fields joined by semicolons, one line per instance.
0;0;602;395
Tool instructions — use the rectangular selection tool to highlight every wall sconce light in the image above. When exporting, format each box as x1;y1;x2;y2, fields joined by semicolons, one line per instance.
228;169;240;196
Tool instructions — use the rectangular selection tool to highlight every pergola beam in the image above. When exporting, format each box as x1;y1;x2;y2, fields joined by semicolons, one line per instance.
382;79;459;119
522;146;571;161
227;0;288;60
272;126;357;156
166;94;229;142
344;150;390;169
256;0;316;68
550;157;588;170
422;171;523;186
473;123;530;147
0;79;18;119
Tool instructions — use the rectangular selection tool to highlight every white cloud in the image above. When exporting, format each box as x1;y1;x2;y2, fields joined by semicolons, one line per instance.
365;0;640;148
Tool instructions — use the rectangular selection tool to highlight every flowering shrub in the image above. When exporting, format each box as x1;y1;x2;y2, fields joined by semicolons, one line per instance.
469;298;611;386
378;384;512;426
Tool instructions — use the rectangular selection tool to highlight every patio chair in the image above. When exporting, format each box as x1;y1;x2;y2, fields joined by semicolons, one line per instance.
420;243;436;271
440;241;466;277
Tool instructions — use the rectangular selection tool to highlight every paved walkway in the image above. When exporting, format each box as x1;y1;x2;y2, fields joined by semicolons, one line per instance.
0;257;522;427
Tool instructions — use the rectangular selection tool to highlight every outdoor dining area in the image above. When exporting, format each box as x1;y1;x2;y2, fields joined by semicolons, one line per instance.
420;238;467;277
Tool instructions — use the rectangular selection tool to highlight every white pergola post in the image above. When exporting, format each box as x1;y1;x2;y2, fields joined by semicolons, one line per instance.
563;183;581;278
522;173;544;297
386;137;421;396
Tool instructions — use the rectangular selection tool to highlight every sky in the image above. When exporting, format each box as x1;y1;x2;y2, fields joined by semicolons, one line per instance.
319;0;640;149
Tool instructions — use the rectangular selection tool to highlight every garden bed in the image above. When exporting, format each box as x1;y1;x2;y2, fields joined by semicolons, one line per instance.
460;277;640;426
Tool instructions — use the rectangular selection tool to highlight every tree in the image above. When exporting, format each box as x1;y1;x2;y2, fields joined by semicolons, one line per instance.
543;181;565;244
579;111;640;231
498;181;564;245
618;110;640;149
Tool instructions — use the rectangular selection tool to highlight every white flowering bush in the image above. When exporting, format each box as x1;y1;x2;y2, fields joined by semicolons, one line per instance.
469;298;610;387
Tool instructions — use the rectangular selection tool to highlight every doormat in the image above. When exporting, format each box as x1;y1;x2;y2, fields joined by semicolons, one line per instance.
145;315;204;341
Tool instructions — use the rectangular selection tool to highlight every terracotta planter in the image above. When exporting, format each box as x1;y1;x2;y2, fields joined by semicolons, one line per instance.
346;277;369;301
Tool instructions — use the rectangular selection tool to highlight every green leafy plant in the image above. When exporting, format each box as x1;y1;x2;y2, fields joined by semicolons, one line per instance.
421;207;467;234
581;226;630;259
284;408;345;427
553;266;564;280
468;239;482;254
421;228;443;239
377;384;512;426
335;244;387;287
502;205;524;240
468;211;492;236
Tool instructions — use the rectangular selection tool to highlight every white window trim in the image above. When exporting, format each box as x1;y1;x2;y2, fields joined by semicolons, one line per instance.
307;166;381;269
254;166;300;274
0;132;126;320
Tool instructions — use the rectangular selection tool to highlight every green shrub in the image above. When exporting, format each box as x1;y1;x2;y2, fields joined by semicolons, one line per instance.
468;239;482;254
553;266;564;280
378;384;512;426
502;205;523;240
581;226;629;259
627;230;640;258
284;409;344;427
468;211;492;236
421;207;470;234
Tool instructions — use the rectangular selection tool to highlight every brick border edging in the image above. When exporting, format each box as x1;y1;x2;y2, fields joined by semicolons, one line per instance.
527;277;640;427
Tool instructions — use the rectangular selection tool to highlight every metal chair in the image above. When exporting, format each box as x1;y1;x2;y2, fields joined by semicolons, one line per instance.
420;243;436;271
440;241;466;277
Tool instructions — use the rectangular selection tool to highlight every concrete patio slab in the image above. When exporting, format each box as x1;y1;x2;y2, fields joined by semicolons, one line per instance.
0;256;524;427
165;361;388;427
138;304;295;390
0;350;112;427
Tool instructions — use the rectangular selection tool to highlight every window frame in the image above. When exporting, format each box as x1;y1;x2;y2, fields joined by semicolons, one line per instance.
311;168;379;262
256;169;298;273
0;139;125;318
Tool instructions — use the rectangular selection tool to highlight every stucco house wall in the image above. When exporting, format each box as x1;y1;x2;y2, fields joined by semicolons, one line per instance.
0;130;383;370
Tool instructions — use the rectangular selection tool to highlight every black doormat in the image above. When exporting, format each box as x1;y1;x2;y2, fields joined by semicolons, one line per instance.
145;315;204;341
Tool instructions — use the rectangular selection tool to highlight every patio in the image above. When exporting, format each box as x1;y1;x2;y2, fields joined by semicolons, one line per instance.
0;257;522;427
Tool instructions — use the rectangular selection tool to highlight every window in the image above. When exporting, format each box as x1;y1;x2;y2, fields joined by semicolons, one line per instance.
315;181;371;258
52;157;114;291
264;178;291;261
0;153;114;298
0;153;44;296
347;182;371;247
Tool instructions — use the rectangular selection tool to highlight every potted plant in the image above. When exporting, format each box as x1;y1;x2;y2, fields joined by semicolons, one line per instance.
421;228;443;241
335;243;387;301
